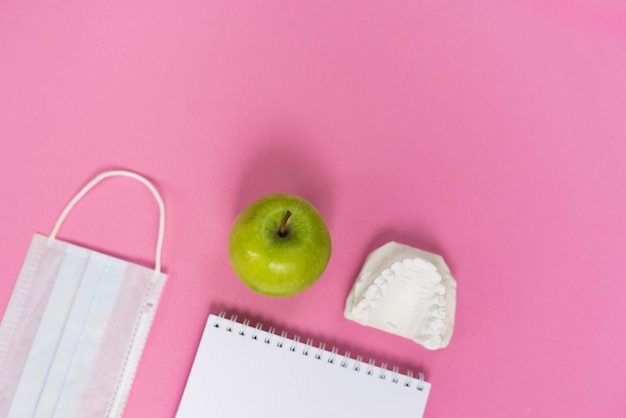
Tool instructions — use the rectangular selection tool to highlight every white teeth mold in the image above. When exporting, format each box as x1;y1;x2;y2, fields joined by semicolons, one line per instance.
344;241;457;350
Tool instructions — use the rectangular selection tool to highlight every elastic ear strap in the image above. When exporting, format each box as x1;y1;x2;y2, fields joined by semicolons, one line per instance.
49;170;166;275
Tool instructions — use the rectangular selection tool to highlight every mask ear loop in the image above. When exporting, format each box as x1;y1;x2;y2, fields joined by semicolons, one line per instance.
48;170;166;275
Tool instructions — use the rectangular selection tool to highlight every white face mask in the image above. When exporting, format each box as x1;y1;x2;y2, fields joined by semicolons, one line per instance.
0;170;168;418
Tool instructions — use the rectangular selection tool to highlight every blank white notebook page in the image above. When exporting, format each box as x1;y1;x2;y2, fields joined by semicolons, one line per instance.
176;314;430;418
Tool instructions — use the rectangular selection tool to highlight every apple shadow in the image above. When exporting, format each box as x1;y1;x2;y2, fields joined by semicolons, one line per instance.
232;134;334;226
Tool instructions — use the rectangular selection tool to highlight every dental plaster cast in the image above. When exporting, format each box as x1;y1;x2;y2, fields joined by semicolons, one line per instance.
344;242;457;350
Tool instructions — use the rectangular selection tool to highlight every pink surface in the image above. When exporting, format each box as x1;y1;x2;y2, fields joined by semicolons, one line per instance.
1;1;626;417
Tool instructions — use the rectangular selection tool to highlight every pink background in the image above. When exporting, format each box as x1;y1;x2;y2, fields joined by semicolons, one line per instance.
1;0;626;416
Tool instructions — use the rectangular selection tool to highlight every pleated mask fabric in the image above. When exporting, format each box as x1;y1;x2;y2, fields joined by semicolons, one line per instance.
0;170;168;418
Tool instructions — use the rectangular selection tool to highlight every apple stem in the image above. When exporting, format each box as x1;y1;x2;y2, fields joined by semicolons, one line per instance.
278;210;292;237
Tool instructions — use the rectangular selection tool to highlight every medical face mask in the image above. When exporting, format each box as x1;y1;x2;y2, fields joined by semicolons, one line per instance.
0;170;168;418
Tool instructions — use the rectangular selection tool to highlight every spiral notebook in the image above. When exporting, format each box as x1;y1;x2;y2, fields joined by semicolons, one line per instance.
176;313;430;418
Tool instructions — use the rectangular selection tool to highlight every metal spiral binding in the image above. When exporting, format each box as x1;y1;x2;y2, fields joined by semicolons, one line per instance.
289;335;300;352
302;338;313;356
239;319;250;335
392;366;400;383
212;312;426;391
354;355;363;372
328;347;338;364
315;342;325;360
404;370;413;386
379;363;388;380
225;314;236;332
277;331;287;348
340;352;350;368
251;323;262;340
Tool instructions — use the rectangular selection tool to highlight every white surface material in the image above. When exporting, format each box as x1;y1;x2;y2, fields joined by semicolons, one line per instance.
344;242;457;350
176;314;430;418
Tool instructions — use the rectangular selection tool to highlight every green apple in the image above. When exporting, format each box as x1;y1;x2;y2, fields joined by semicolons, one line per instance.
228;193;331;297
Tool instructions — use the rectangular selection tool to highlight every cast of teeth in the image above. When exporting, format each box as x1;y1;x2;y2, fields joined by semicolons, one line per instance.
344;242;457;350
